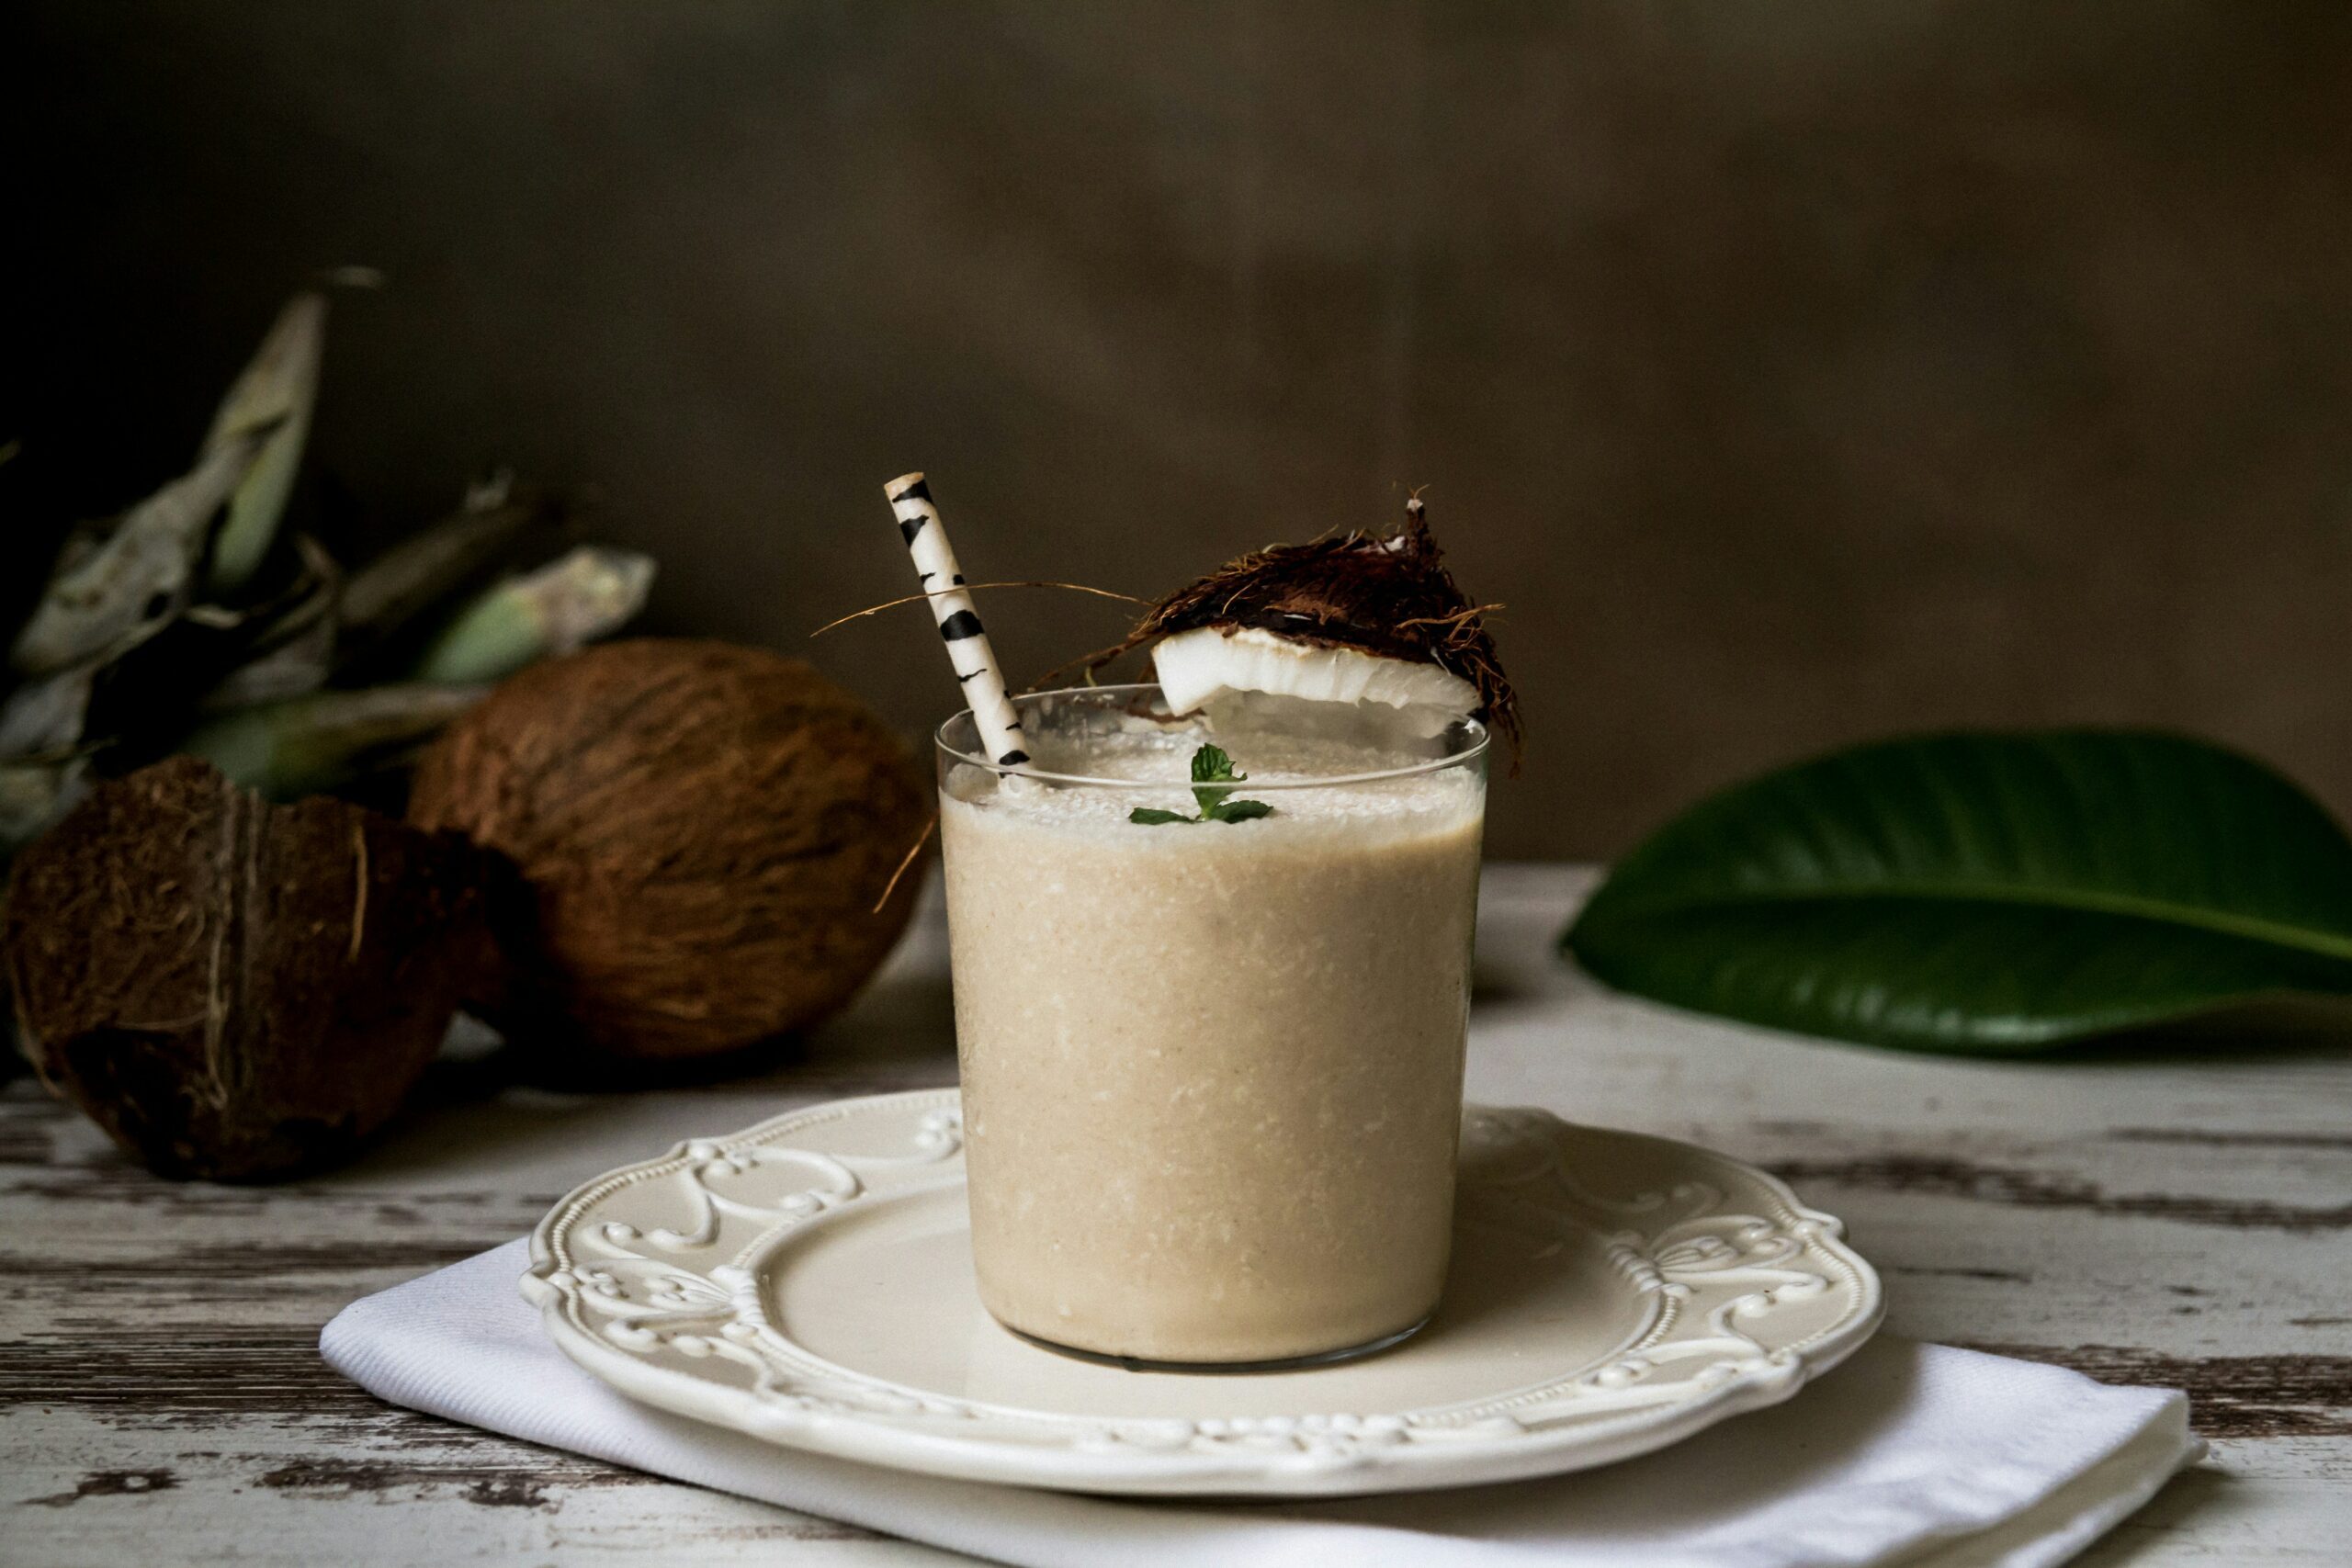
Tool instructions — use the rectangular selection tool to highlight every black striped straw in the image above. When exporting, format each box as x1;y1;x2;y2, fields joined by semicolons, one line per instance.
884;472;1032;769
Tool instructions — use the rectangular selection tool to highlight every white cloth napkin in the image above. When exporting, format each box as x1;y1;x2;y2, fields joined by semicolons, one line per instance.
322;1239;2199;1568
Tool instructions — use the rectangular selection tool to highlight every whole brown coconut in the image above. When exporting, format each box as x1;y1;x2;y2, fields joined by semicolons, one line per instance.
5;757;496;1180
407;638;930;1062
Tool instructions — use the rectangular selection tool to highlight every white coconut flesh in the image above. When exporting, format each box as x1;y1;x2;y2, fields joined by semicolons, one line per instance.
1151;625;1480;718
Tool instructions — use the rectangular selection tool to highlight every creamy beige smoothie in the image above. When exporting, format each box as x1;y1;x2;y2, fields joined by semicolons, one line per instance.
939;686;1486;1366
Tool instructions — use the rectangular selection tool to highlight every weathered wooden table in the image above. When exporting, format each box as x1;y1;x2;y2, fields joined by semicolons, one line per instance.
4;867;2346;1564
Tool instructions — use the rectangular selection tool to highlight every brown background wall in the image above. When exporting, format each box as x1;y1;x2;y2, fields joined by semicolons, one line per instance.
13;2;2352;859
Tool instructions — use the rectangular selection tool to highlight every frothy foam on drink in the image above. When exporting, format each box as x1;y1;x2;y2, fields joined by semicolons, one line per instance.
945;728;1481;836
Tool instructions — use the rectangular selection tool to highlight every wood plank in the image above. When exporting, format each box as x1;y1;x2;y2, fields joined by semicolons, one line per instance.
4;1409;962;1568
4;865;2346;1563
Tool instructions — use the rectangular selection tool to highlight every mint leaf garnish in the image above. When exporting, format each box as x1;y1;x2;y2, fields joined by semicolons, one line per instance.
1130;744;1277;826
1190;742;1240;813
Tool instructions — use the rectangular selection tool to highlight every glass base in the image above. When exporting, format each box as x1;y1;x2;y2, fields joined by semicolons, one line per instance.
1001;1313;1432;1375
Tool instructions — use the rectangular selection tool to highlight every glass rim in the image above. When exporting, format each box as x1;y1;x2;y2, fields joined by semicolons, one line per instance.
933;682;1490;791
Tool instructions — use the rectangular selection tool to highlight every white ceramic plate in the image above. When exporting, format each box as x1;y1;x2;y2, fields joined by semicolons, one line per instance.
523;1089;1883;1496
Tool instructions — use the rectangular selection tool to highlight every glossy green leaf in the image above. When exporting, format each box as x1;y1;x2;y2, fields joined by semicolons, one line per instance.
1561;731;2352;1053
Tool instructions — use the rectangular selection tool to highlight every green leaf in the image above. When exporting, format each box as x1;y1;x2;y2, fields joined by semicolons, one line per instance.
1560;730;2352;1054
200;291;327;599
9;433;266;678
178;684;488;800
408;546;655;684
1190;741;1243;812
1132;746;1277;825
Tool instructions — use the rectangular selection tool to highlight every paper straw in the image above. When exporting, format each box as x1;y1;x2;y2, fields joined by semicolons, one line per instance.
884;472;1031;768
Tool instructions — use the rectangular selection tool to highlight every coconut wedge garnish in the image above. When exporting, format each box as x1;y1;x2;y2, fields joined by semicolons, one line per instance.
1090;498;1519;757
1153;626;1481;716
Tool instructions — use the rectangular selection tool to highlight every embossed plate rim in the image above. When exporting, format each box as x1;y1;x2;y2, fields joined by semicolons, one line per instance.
523;1089;1884;1496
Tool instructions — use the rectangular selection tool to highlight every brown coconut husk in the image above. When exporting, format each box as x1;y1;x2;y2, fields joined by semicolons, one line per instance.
1070;497;1521;759
407;638;931;1066
4;757;497;1180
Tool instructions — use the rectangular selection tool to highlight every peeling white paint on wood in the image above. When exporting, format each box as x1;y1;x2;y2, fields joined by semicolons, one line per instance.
3;866;2345;1564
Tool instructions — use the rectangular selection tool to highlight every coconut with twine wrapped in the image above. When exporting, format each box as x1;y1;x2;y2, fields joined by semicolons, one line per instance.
5;757;496;1179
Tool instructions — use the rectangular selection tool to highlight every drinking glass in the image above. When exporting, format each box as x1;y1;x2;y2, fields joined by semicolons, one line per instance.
936;683;1487;1368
